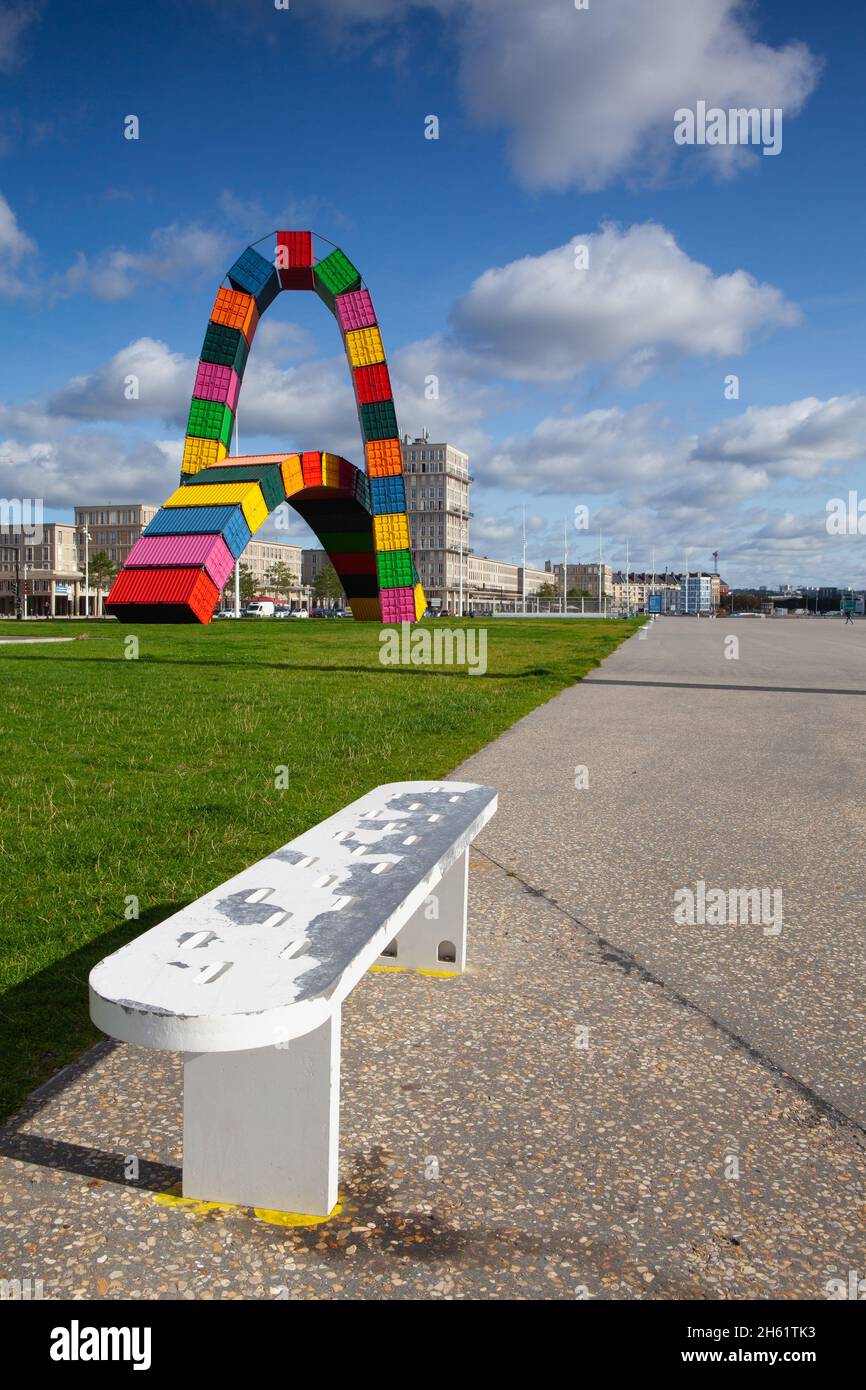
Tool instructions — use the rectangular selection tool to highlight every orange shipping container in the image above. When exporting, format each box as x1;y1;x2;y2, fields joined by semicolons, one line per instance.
210;287;259;344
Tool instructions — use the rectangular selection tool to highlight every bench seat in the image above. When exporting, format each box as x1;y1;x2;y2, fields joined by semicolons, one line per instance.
89;780;497;1215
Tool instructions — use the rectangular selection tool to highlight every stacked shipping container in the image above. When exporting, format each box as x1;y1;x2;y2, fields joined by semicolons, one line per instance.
106;231;425;624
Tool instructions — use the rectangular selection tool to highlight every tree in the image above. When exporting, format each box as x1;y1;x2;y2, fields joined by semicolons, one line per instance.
313;562;344;606
729;590;762;612
265;560;299;604
88;551;117;615
537;582;558;598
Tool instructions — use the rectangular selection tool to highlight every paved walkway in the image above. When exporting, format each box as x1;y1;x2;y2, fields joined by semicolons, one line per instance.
0;618;863;1299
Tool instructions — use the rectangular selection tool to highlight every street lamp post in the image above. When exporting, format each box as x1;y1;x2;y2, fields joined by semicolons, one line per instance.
521;505;526;617
78;527;91;618
562;519;568;615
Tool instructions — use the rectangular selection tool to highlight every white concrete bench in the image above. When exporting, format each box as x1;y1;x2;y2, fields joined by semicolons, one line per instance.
89;780;497;1217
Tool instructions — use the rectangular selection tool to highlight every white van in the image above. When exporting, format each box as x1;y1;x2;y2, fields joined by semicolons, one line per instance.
243;601;276;618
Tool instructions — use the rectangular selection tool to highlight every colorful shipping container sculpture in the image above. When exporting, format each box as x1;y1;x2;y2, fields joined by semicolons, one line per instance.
106;234;426;624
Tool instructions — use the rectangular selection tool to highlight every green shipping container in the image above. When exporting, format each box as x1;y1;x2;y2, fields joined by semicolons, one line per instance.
376;548;414;588
201;322;249;374
186;465;286;513
187;398;234;448
360;400;399;442
314;248;361;313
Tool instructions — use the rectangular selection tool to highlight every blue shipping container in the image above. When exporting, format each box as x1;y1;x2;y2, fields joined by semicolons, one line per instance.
143;505;252;559
227;247;281;313
370;475;406;515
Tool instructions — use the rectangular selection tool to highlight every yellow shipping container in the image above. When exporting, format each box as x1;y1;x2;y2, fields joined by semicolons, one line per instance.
281;454;304;497
413;584;427;620
349;596;381;621
345;326;385;367
181;435;228;475
373;513;410;552
165;481;268;534
320;452;342;489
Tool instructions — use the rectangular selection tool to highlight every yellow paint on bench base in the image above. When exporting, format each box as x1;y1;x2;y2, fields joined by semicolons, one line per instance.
369;964;460;979
154;1185;342;1227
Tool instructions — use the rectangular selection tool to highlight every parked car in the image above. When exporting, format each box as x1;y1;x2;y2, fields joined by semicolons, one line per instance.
243;601;276;618
274;606;291;619
290;608;310;619
214;609;241;619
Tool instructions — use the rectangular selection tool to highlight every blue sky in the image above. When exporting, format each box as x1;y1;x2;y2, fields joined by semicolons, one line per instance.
1;0;864;585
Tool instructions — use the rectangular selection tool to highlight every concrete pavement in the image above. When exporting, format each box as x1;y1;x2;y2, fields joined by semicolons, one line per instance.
464;616;866;1130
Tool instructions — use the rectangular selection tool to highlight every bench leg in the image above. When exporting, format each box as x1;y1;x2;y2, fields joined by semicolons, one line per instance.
181;1008;341;1217
383;849;469;972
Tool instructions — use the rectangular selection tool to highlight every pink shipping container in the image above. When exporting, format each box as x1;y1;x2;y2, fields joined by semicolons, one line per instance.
125;533;236;591
193;361;241;412
335;288;377;334
379;586;416;622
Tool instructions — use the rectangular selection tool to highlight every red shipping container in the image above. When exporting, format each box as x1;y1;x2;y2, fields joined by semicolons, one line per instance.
106;567;219;623
277;230;314;290
301;451;323;487
354;362;392;405
124;533;235;591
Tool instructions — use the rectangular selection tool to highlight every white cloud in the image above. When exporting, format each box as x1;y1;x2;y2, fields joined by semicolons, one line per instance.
0;431;179;509
484;404;676;493
478;394;866;519
46;339;194;423
692;396;866;476
451;224;799;383
56;223;232;302
0;190;36;296
315;0;819;190
0;193;235;303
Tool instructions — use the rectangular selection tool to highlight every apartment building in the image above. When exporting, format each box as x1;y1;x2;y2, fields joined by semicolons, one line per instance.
401;434;469;610
73;505;159;567
545;561;613;601
213;538;305;607
679;571;715;614
0;523;91;617
608;571;683;613
467;555;549;603
242;539;303;593
301;548;332;588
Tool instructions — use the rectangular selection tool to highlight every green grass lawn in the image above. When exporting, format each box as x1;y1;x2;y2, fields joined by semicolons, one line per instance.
0;614;641;1116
